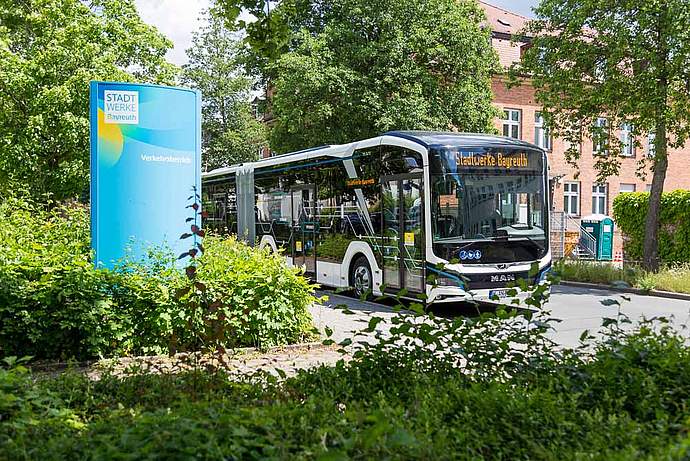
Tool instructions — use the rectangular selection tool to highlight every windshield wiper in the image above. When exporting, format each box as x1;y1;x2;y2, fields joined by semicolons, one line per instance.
450;240;486;256
488;233;545;252
512;235;546;252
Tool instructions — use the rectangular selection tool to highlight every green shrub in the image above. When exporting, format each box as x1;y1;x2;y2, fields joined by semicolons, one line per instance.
613;190;690;264
316;233;352;261
189;235;317;348
0;198;127;359
106;251;184;355
0;197;317;360
2;322;690;460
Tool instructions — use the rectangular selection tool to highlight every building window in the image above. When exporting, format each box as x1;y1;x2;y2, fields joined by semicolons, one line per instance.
645;184;652;192
592;184;608;215
619;183;636;193
535;112;552;150
620;123;634;157
647;132;656;158
593;117;608;155
563;182;579;216
502;109;521;139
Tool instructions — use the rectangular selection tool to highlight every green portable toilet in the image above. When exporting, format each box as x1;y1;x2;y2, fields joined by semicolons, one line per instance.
581;214;614;261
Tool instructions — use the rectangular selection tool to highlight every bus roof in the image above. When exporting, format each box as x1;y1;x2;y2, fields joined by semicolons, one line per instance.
203;131;543;179
385;131;541;150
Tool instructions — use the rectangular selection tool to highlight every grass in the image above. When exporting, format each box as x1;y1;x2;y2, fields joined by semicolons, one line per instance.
556;260;690;294
638;264;690;294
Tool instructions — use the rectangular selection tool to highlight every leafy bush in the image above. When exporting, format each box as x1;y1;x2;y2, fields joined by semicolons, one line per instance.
613;190;690;264
0;197;317;360
0;197;127;359
315;233;352;261
2;317;690;460
189;235;317;348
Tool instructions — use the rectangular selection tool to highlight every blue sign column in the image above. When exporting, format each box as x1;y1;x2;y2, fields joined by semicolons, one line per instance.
90;82;201;268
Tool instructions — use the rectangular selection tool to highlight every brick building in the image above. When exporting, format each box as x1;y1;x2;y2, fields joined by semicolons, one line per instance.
481;1;690;257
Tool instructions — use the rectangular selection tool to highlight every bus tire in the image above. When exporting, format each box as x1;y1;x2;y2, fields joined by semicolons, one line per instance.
350;256;373;300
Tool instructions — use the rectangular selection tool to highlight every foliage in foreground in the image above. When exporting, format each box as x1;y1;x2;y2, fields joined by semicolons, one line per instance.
556;260;690;294
613;190;690;265
0;197;316;360
2;313;690;460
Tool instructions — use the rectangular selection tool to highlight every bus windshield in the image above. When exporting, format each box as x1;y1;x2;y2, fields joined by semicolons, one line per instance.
430;147;548;264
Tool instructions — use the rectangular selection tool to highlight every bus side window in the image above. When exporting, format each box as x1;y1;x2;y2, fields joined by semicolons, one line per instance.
381;145;423;175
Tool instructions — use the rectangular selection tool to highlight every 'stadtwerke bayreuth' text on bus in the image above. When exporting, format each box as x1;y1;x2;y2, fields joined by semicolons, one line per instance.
459;153;529;169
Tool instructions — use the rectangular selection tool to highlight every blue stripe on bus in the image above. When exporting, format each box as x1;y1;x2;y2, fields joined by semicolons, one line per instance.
425;265;466;289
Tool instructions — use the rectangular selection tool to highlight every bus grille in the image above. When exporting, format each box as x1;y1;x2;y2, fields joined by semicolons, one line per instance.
463;271;537;290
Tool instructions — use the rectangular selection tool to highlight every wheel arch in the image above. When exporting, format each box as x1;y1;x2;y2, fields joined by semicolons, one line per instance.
341;241;382;295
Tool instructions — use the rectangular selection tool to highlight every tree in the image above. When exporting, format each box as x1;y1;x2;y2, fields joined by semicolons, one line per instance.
516;0;690;271
0;0;176;201
182;11;267;170
215;0;499;154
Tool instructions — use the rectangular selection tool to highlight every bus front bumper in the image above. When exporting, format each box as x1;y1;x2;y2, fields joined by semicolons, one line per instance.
427;284;549;305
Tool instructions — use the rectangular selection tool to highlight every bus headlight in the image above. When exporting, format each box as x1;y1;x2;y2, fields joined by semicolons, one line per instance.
428;270;464;288
435;275;459;286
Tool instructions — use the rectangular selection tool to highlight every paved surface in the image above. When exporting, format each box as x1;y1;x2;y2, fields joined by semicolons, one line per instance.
310;285;690;349
69;285;690;381
545;285;690;346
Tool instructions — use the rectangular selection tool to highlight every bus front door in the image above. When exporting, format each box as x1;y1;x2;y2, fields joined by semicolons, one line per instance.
291;186;316;277
382;175;424;295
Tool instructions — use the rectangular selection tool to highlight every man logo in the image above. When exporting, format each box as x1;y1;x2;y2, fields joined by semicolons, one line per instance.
491;274;516;283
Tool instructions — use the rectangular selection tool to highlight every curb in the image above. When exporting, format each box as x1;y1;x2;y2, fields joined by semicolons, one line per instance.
559;281;690;301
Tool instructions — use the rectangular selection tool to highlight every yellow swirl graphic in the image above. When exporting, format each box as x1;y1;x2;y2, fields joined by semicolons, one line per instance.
97;108;124;166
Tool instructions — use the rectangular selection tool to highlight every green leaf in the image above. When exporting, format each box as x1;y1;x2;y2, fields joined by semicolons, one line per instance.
600;299;620;307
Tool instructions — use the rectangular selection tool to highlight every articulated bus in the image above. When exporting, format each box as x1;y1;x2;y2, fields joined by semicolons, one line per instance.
201;131;551;304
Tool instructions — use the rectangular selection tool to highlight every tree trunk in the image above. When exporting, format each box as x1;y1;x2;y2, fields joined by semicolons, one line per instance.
642;120;667;271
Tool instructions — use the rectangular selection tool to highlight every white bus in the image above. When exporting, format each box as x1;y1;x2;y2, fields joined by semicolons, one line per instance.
202;131;551;304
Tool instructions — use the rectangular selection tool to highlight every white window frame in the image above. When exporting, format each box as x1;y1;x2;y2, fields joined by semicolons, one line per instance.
593;117;608;155
502;109;521;140
619;183;636;193
592;184;608;215
535;112;552;150
563;181;580;216
647;132;656;158
620;123;634;157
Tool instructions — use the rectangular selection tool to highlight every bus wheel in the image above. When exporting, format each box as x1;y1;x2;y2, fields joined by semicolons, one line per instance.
351;256;372;300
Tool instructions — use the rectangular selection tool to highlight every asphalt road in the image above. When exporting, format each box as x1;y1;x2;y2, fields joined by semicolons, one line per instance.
310;285;690;348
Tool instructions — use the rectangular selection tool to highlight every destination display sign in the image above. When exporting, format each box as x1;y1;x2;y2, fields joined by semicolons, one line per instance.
458;152;530;169
346;178;376;187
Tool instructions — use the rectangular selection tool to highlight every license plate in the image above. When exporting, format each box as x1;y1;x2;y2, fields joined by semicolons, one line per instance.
489;290;508;299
